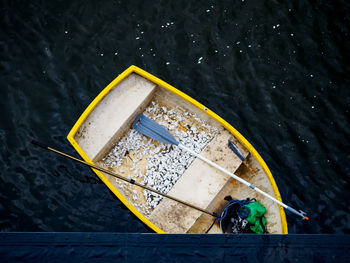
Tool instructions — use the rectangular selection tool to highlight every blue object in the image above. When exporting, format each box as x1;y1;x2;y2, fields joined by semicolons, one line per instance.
205;198;256;233
228;140;246;162
132;114;179;145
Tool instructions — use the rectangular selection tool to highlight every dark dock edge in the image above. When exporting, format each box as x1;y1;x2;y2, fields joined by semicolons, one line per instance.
0;233;349;262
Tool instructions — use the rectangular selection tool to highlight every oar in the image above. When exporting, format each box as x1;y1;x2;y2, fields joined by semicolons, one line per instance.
31;140;218;218
132;114;309;220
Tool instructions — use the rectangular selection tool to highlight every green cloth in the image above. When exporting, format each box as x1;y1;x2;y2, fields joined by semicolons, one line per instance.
244;201;267;234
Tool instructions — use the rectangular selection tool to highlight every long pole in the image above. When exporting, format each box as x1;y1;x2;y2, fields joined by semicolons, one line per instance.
31;141;218;218
179;144;309;220
133;114;309;220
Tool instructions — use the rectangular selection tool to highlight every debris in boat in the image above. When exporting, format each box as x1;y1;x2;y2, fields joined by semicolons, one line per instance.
230;217;249;234
218;196;268;234
102;101;218;213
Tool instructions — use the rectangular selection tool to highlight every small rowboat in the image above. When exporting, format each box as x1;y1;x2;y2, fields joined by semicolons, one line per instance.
67;66;288;234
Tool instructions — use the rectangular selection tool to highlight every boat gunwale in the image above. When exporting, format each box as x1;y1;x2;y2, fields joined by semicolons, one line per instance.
67;65;288;234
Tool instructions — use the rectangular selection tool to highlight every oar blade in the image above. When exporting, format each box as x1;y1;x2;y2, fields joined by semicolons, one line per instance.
132;114;179;145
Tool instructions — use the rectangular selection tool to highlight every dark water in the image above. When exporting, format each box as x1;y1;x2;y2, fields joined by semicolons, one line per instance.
0;0;349;234
1;233;350;262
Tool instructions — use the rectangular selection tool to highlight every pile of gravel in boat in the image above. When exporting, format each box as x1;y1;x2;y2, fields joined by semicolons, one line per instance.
102;101;218;212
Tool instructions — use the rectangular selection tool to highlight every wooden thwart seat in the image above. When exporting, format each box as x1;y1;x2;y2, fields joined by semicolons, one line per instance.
148;127;249;233
75;73;157;162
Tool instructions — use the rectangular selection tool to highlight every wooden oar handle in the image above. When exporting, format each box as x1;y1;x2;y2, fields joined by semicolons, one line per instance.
31;140;218;218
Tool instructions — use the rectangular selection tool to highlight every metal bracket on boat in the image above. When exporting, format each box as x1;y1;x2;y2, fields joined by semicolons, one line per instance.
228;140;246;162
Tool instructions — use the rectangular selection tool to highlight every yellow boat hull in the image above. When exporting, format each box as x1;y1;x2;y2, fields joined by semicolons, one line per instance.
67;66;288;234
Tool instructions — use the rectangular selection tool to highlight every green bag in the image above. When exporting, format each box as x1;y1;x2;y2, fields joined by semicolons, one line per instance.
244;201;267;234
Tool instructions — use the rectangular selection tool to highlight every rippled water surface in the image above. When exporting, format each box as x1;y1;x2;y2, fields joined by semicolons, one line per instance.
1;0;349;234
